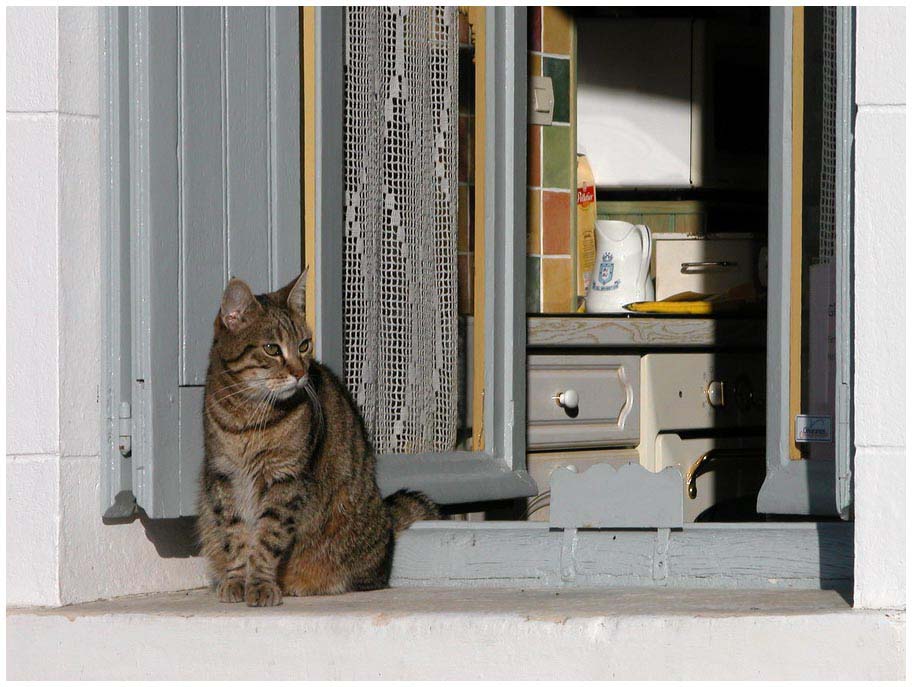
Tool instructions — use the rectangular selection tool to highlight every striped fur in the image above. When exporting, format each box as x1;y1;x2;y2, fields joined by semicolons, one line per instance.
197;274;438;606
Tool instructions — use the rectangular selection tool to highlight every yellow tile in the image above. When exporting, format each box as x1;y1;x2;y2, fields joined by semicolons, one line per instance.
541;257;573;313
542;7;572;55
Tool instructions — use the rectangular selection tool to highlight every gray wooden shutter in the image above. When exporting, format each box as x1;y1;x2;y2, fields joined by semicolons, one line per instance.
757;8;853;517
101;7;301;518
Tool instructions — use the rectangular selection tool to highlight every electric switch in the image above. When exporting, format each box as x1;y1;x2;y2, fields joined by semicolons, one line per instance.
529;76;554;125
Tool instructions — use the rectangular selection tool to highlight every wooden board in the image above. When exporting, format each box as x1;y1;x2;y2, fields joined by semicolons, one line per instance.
527;316;765;348
789;7;805;460
391;521;853;590
468;7;486;451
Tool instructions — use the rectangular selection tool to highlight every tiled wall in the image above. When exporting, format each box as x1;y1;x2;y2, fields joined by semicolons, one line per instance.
527;7;576;313
457;10;475;315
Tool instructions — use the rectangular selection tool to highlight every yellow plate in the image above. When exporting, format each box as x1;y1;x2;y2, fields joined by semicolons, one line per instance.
623;300;734;315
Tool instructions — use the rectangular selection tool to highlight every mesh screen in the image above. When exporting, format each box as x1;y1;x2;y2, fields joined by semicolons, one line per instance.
343;7;459;454
818;7;838;264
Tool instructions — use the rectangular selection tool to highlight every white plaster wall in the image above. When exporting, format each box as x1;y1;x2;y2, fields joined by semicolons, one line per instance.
852;6;906;610
6;7;209;608
6;6;62;608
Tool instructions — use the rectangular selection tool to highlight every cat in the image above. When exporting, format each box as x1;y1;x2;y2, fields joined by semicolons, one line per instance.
197;271;438;606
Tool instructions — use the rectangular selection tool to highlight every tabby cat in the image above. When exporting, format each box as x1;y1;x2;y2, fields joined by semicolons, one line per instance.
197;272;438;606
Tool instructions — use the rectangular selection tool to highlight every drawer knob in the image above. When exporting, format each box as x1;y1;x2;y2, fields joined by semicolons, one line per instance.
552;389;579;410
706;380;725;407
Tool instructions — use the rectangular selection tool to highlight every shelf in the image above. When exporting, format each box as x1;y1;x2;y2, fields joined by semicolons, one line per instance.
527;315;765;349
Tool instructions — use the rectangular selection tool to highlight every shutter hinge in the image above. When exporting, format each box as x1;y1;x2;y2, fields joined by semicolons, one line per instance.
117;401;132;457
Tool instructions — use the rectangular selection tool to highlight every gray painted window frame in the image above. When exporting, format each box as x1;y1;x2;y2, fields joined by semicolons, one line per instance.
99;7;854;589
757;7;855;518
312;7;536;505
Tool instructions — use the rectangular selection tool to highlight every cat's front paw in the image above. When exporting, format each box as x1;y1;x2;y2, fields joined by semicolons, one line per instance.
216;577;246;603
245;580;283;607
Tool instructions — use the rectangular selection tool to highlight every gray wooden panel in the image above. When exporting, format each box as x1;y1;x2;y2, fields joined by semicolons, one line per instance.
100;7;137;517
178;7;301;387
549;463;684;529
527;316;766;348
390;522;853;590
527;354;639;450
178;386;205;515
179;7;226;386
833;7;854;519
130;7;182;517
119;7;301;517
376;452;536;505
268;8;303;291
758;8;838;516
225;7;271;293
312;7;345;376
391;524;563;587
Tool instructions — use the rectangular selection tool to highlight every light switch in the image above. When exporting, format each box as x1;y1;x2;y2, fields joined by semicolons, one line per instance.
529;75;554;125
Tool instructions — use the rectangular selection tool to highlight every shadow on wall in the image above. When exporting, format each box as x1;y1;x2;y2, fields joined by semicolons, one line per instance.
103;510;201;558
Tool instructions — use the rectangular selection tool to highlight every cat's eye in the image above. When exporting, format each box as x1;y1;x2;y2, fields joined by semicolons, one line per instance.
299;338;313;354
263;343;282;357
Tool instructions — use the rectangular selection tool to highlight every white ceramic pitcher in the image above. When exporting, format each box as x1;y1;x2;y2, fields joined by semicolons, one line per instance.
585;220;654;313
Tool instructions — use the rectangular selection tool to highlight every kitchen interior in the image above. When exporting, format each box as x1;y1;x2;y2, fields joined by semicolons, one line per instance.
450;7;838;523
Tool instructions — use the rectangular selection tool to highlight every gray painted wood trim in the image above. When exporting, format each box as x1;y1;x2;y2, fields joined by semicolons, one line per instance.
485;7;528;471
129;8;183;517
763;8;793;482
377;453;536;504
267;9;303;291
527;316;765;348
834;7;855;519
100;7;136;517
312;7;345;377
350;8;534;505
758;8;838;516
549;463;684;529
391;521;853;590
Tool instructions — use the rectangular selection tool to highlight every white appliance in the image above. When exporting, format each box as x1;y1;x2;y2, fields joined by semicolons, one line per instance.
639;353;765;472
586;220;654;313
653;233;759;301
655;434;765;522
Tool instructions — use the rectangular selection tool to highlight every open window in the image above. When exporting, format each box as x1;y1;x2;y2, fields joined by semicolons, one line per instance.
100;5;854;591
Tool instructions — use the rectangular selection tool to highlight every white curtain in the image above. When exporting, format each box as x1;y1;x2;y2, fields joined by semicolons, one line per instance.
342;7;459;454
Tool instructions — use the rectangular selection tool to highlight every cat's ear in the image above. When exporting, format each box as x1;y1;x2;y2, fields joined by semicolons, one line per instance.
285;267;309;317
220;278;259;332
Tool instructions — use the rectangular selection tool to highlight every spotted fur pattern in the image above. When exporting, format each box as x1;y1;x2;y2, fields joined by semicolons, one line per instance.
197;273;438;606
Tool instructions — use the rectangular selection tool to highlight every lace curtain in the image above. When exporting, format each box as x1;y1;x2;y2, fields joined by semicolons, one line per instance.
342;7;459;454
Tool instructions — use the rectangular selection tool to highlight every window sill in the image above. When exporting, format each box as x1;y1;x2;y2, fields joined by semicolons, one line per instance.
8;587;902;679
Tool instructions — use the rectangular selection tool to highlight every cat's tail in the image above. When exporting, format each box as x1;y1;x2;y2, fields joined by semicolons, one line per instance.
385;489;439;533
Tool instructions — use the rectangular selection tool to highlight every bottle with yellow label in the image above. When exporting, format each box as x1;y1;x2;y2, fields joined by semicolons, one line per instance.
576;152;597;307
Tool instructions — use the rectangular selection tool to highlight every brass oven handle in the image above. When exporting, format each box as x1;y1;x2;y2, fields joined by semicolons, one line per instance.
680;260;738;274
685;448;765;499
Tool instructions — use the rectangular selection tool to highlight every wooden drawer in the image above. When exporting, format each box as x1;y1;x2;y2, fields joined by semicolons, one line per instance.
527;354;640;450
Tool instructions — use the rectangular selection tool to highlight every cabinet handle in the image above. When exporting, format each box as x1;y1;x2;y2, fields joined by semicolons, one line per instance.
552;389;579;410
686;448;765;499
680;260;737;273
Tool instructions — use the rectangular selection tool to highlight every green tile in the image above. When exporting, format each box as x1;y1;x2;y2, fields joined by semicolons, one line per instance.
542;57;570;123
526;256;541;313
542;125;571;189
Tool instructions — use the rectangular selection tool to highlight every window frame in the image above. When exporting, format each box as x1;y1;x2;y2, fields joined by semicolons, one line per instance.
100;7;855;591
306;7;536;505
757;6;855;518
